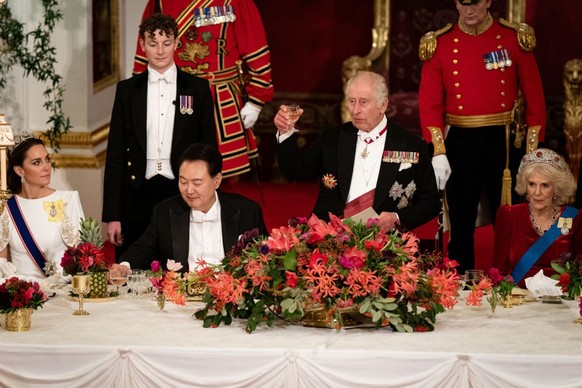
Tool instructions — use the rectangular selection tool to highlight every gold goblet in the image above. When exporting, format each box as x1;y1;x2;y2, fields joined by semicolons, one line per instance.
287;104;301;128
72;274;91;316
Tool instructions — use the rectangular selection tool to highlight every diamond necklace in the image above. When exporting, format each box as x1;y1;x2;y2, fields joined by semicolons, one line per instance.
529;204;559;236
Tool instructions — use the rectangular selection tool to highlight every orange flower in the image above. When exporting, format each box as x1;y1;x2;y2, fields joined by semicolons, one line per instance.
385;258;420;296
344;268;382;297
304;262;342;301
306;214;338;243
400;232;420;257
206;272;247;310
428;268;459;309
265;226;300;252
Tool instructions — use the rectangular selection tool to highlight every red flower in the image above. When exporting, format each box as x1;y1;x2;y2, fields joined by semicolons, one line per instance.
308;250;328;269
557;273;571;292
285;271;298;288
488;268;503;287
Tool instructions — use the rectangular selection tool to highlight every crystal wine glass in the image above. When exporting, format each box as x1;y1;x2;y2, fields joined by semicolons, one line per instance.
287;104;301;129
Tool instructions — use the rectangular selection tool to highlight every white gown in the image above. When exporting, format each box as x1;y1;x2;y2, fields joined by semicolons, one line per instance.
0;190;84;279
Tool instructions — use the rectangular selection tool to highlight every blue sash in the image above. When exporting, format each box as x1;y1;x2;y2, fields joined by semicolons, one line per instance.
6;196;47;277
512;206;578;283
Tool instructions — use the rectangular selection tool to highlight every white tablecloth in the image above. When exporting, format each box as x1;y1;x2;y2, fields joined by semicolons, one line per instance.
1;290;582;388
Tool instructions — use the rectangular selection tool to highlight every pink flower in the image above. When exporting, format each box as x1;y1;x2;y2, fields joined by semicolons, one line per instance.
166;259;183;272
151;260;161;273
338;246;366;269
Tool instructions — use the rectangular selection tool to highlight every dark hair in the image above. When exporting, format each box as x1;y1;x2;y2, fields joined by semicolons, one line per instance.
8;138;46;194
178;143;223;177
139;13;178;40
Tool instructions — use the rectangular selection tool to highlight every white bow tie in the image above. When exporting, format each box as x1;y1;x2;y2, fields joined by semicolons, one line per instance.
150;73;169;83
190;214;219;223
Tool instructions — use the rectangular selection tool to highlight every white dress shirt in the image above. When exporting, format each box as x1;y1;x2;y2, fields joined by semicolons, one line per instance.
347;116;388;202
188;193;225;268
146;65;177;180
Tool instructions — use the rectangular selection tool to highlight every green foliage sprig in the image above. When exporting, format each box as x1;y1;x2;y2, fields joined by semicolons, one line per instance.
0;0;70;151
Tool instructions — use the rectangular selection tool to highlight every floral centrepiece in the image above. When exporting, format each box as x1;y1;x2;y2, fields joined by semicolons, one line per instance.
147;260;188;307
552;253;582;300
0;277;48;314
61;242;107;275
193;214;460;333
466;268;515;313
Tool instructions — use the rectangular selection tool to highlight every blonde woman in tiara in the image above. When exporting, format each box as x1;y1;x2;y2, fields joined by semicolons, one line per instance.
0;136;84;281
494;148;582;285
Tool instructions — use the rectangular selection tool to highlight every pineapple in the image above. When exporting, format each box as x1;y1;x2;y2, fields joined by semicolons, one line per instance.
79;217;104;249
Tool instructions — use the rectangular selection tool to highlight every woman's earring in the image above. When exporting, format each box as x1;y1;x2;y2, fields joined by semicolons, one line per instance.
20;176;25;184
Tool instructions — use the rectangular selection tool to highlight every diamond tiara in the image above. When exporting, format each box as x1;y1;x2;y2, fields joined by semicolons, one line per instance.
519;148;568;172
10;131;36;152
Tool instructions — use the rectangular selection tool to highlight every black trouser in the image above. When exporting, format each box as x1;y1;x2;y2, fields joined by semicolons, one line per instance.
116;175;179;260
445;125;522;273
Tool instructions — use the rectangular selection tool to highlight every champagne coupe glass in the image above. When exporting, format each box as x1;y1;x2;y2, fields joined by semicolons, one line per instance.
464;269;484;287
72;274;91;316
109;274;128;295
287;104;301;129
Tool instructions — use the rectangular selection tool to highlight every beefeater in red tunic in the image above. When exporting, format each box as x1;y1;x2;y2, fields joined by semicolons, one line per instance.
134;0;274;178
418;0;546;273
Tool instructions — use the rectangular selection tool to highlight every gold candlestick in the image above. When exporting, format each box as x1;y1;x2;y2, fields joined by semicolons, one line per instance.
0;114;15;213
72;275;91;315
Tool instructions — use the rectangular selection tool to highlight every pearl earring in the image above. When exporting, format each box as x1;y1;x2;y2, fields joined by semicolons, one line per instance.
21;176;25;183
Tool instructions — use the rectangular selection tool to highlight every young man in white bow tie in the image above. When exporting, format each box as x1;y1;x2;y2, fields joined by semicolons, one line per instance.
103;14;217;261
121;143;267;271
274;70;439;232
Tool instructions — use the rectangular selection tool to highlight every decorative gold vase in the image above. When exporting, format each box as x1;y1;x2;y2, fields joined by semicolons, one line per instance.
186;281;206;302
88;271;109;298
4;308;34;332
298;304;363;329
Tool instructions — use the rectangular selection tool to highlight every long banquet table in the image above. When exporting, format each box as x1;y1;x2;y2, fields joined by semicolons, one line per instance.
1;288;582;388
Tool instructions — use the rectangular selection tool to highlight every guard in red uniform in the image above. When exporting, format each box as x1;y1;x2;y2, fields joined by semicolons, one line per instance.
134;0;274;178
418;0;546;273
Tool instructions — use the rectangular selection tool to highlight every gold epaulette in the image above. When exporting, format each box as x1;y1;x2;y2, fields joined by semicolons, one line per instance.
419;23;453;61
499;18;536;52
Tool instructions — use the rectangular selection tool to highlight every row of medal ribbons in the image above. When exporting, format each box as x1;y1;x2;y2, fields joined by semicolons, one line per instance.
482;48;513;70
194;6;236;27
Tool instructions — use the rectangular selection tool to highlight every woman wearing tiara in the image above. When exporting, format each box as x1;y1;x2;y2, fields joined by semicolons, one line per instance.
0;136;84;281
494;148;582;285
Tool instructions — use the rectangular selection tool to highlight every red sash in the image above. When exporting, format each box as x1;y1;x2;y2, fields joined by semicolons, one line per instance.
343;189;375;219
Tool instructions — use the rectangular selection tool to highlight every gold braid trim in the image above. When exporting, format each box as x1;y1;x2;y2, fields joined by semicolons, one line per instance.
446;111;513;127
428;127;446;155
499;18;536;52
526;126;541;154
419;24;453;61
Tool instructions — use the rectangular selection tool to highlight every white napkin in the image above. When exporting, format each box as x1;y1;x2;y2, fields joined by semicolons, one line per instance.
524;269;562;299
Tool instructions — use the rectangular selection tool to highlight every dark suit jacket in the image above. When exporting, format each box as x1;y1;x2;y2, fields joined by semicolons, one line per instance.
102;67;216;223
120;191;267;270
276;121;440;230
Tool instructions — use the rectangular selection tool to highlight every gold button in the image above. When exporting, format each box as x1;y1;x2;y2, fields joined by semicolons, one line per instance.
131;175;136;180
458;105;463;111
501;92;505;96
497;35;501;39
456;94;461;99
454;38;459;43
127;161;132;167
500;68;505;72
455;82;460;87
453;70;459;75
453;49;458;53
498;45;503;49
501;80;506;85
501;103;506;108
453;59;458;64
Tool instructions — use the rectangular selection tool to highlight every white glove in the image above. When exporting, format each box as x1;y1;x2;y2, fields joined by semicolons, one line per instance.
0;257;18;278
240;103;261;129
431;154;451;191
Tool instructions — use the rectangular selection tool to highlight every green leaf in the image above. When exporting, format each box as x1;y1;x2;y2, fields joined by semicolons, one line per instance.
282;250;297;271
551;262;566;274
